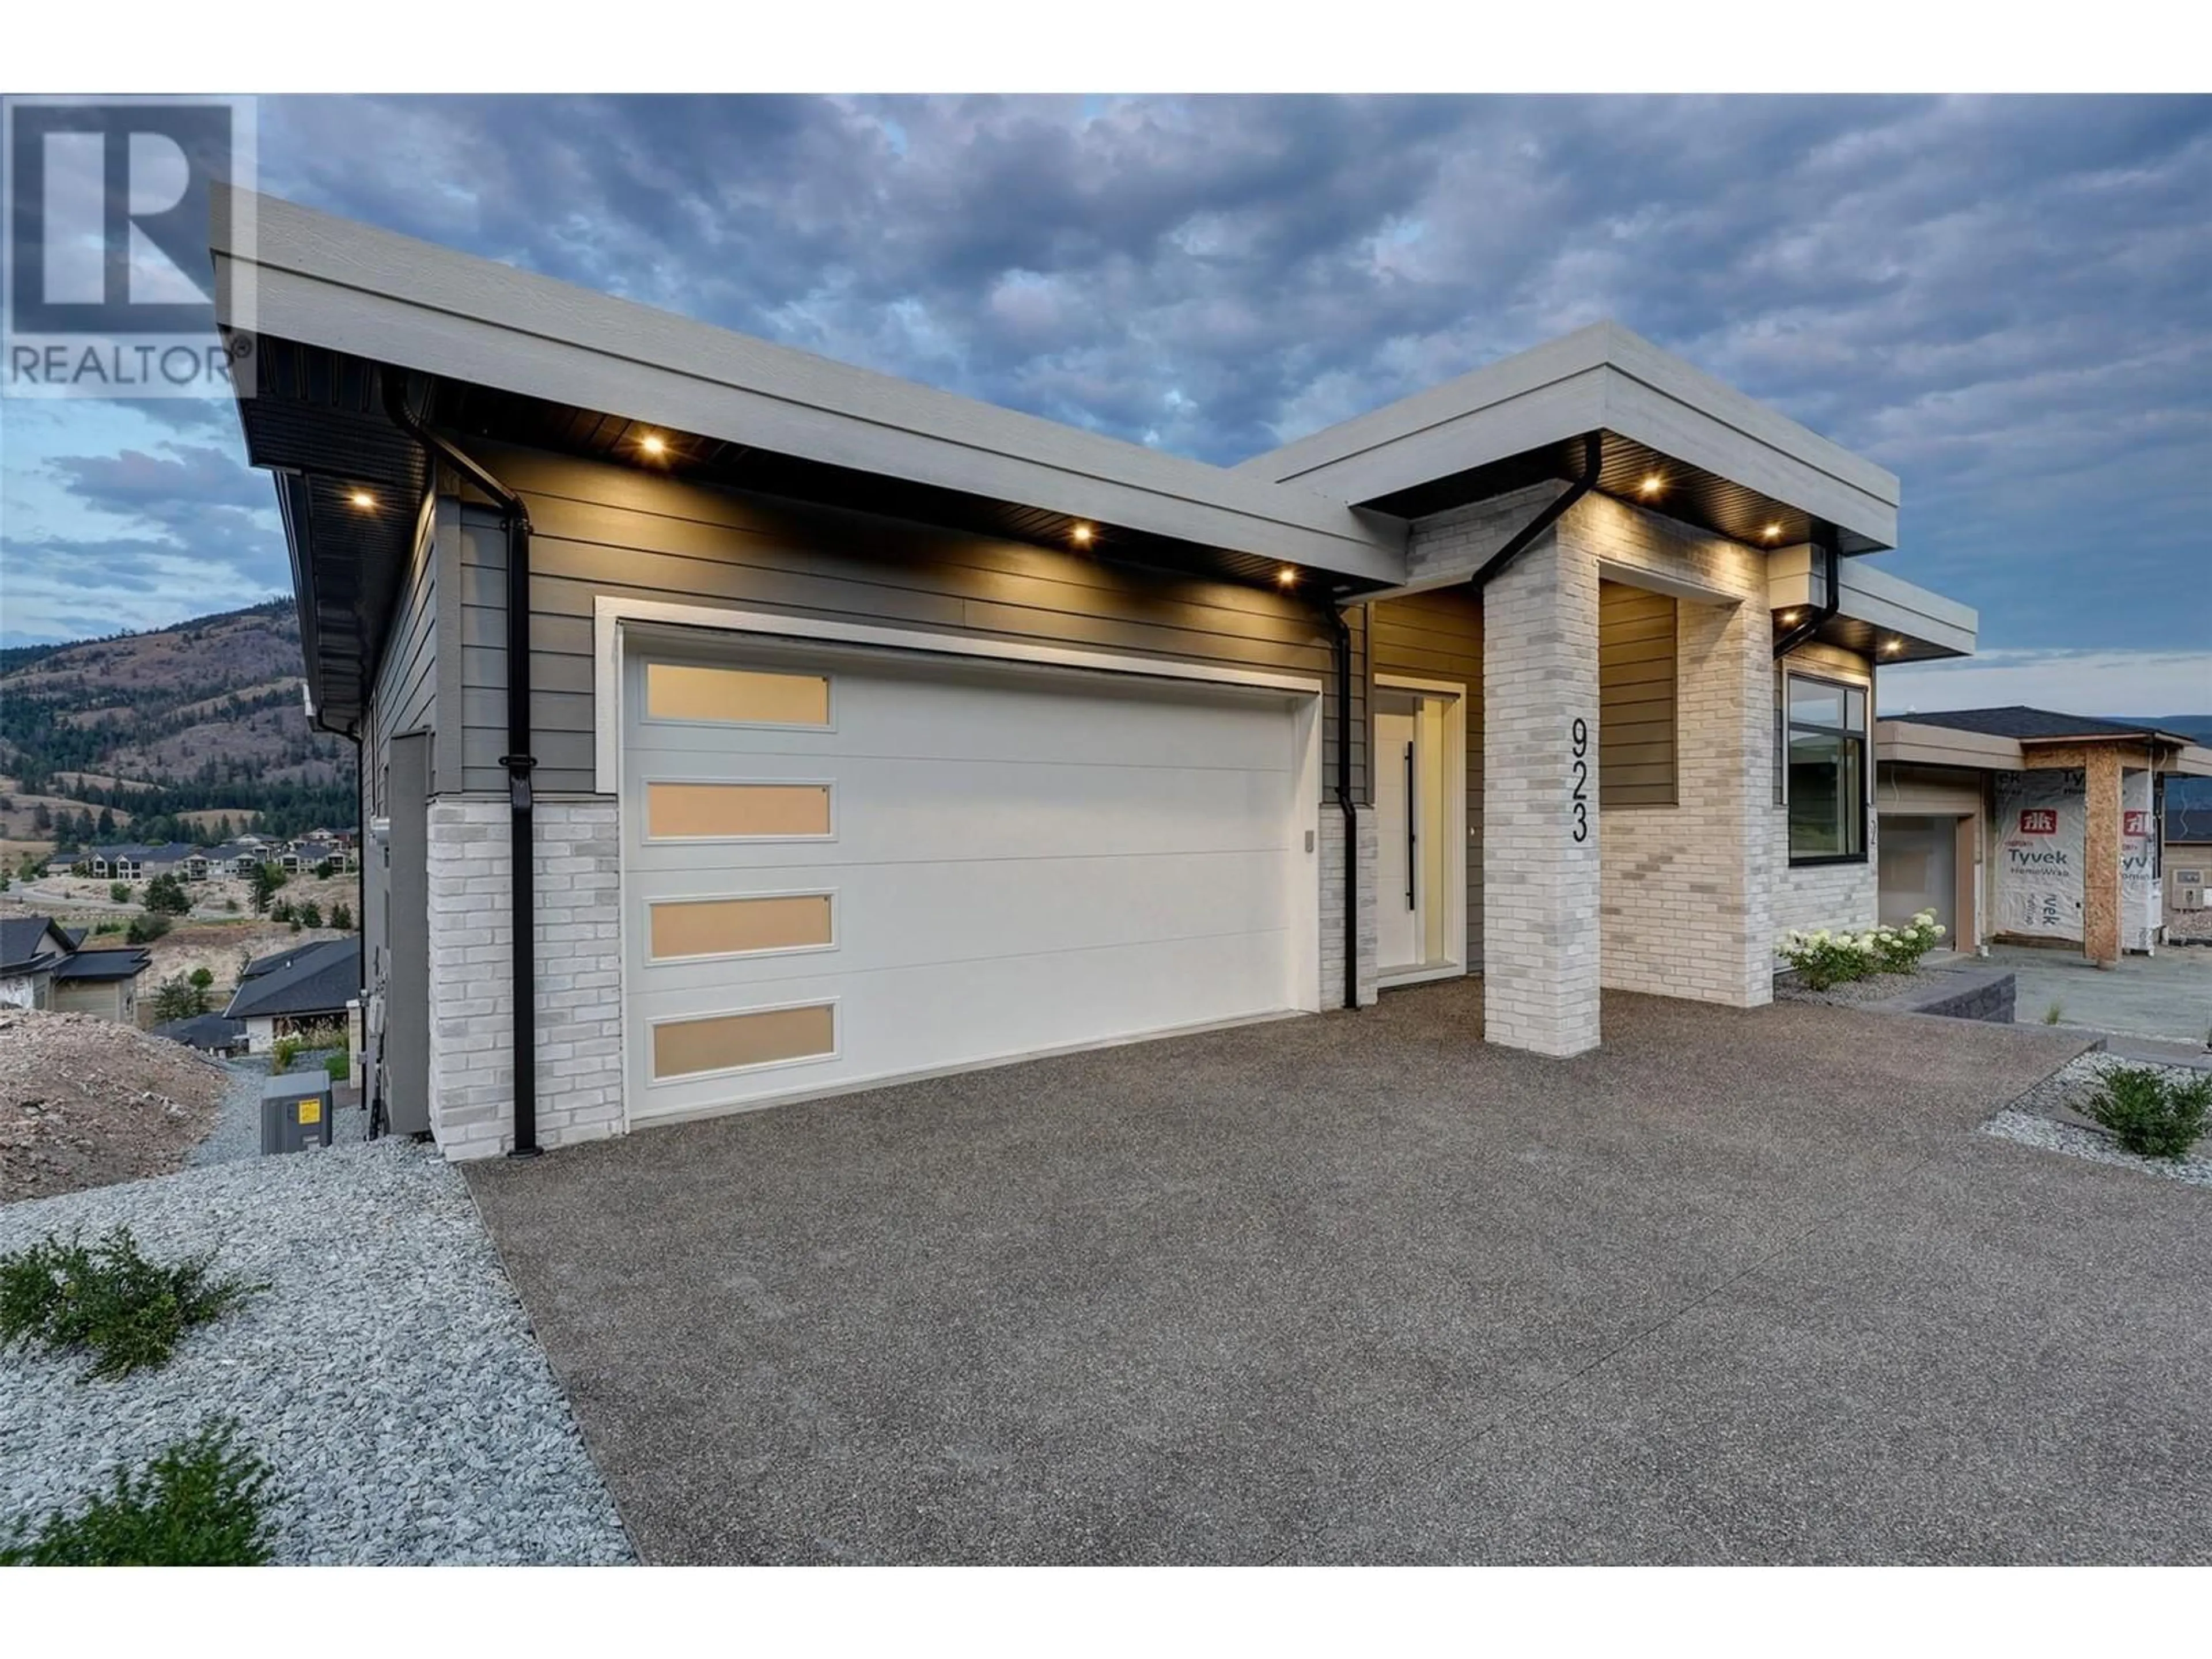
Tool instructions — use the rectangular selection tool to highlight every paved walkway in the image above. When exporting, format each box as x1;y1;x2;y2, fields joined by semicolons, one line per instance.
468;986;2211;1564
1986;941;2212;1045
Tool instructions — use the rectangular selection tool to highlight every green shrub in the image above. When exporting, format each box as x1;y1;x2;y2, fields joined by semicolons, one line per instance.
125;911;171;945
0;1419;276;1565
109;882;133;904
2088;1066;2211;1160
323;1051;349;1083
1779;910;1946;991
271;1035;301;1073
0;1228;263;1381
2043;1001;2065;1025
1777;928;1880;990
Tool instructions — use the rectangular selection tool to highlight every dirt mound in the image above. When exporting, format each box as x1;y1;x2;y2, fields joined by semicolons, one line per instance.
0;1007;228;1204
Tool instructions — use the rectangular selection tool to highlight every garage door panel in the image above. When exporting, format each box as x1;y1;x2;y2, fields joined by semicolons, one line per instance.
636;851;1290;987
630;757;1292;866
640;659;1297;772
622;639;1314;1128
632;929;1292;1123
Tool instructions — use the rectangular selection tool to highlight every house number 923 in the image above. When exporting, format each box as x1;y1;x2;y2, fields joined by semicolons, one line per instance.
1570;717;1589;842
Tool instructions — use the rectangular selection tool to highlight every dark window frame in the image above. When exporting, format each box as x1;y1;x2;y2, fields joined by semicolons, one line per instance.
1785;670;1869;866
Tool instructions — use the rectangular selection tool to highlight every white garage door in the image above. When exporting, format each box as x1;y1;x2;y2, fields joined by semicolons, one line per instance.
621;634;1316;1126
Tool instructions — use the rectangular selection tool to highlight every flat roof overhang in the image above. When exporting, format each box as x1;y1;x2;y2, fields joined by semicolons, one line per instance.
211;187;1423;733
1769;547;1977;664
1237;321;1900;556
213;188;1403;579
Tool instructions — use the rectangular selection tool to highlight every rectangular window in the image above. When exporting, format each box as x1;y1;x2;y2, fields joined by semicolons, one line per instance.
652;1003;836;1080
646;663;830;727
1786;672;1868;862
649;894;832;960
646;782;831;839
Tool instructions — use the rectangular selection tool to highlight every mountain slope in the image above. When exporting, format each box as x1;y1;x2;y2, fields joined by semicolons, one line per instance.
0;601;356;844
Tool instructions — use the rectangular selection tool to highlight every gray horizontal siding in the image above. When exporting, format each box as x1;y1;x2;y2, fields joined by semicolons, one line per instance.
365;495;438;819
1599;581;1676;808
448;442;1353;800
1369;585;1484;965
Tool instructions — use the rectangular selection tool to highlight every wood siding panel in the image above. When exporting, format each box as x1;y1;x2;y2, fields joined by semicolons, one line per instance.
1369;586;1484;965
444;442;1347;799
1599;581;1677;808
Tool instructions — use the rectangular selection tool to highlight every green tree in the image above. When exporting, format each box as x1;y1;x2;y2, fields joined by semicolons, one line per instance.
298;901;322;929
329;902;353;931
96;808;115;837
249;863;285;916
143;873;191;915
150;975;209;1022
109;882;132;905
126;912;172;946
31;801;51;834
189;967;215;994
313;860;334;880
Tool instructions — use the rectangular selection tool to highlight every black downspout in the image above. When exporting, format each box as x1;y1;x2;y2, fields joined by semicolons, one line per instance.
1468;431;1604;590
383;378;541;1158
1772;522;1840;660
1324;601;1360;1012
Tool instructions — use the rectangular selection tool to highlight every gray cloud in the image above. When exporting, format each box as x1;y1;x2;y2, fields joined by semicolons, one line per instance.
4;95;2206;670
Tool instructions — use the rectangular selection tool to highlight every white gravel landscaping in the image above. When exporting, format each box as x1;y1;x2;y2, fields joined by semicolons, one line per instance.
1982;1051;2212;1188
0;1139;632;1564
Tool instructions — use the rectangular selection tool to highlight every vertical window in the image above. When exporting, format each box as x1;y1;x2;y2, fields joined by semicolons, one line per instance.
1786;673;1867;862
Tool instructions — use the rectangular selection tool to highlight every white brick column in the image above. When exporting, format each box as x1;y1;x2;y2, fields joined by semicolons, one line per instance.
1319;802;1380;1009
425;797;626;1159
1483;528;1601;1055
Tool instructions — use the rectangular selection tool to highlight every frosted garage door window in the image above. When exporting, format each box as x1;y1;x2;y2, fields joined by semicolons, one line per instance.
653;1004;836;1079
649;894;832;960
646;783;831;839
647;663;830;726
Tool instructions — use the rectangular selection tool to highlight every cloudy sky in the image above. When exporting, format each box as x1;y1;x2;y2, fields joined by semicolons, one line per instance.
3;94;2207;712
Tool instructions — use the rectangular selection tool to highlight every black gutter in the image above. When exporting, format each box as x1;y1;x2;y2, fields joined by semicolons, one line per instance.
382;376;541;1159
1771;521;1841;660
1468;431;1604;590
1323;601;1360;1012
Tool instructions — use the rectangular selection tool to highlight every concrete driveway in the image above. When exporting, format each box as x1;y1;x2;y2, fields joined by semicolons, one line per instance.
467;984;2212;1564
1985;941;2212;1045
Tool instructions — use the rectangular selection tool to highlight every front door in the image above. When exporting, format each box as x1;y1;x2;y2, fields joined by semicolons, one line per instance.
1373;683;1464;981
1376;707;1421;971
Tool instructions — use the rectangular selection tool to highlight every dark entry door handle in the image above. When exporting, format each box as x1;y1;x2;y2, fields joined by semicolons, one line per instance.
1404;740;1416;910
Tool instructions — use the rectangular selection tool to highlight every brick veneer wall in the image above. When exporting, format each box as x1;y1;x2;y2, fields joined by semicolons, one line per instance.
1481;528;1603;1055
426;797;624;1159
1570;495;1777;1007
1320;803;1379;1009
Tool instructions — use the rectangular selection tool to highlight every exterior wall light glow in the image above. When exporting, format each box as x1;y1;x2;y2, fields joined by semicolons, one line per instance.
349;490;377;509
1639;474;1663;497
1763;522;1782;540
1276;566;1298;588
1884;638;1904;655
1779;610;1800;624
1071;523;1093;545
639;433;668;457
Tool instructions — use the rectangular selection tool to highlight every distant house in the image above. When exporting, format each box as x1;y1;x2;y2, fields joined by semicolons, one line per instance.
283;837;354;873
1874;708;2212;961
192;839;271;879
0;915;76;1010
151;1011;250;1055
0;914;151;1021
79;841;197;881
223;937;362;1052
51;946;155;1023
2163;801;2212;942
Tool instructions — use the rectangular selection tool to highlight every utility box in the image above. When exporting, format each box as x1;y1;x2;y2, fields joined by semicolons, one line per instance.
260;1072;334;1155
